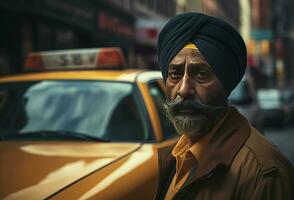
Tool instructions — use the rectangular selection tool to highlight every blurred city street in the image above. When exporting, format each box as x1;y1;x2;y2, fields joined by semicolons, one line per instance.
265;124;294;165
0;0;293;199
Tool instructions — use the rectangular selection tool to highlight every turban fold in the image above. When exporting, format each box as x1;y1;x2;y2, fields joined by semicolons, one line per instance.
157;12;247;94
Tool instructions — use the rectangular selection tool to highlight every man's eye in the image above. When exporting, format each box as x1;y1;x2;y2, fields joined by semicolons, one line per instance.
196;71;210;79
169;71;182;79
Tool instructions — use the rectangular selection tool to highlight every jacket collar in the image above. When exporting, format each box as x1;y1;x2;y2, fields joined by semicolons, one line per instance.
187;107;250;180
156;106;251;198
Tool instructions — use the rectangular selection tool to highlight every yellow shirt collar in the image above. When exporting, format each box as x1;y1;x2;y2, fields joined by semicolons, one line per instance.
172;134;192;158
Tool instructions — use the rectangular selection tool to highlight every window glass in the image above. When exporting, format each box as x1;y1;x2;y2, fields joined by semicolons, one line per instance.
0;80;148;141
229;81;253;104
148;81;177;139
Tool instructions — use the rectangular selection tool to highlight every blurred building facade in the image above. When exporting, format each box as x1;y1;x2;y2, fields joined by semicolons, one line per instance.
0;0;176;75
177;0;240;28
271;0;294;86
176;0;294;88
131;0;176;69
248;0;294;87
0;0;292;84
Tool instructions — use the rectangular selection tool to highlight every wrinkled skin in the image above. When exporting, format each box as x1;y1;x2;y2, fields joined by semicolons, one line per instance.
164;48;229;140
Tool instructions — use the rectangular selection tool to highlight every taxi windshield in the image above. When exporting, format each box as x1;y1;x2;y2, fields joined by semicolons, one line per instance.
0;80;147;141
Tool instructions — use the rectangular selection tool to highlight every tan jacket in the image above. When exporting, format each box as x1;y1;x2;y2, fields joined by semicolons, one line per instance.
156;107;294;200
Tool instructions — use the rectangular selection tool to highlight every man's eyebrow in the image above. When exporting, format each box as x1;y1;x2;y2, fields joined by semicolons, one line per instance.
189;61;210;68
189;59;209;65
168;63;184;69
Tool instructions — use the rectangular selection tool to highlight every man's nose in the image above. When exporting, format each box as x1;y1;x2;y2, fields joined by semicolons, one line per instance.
177;74;195;99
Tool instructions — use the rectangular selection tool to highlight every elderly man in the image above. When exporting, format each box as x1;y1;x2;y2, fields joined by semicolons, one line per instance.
156;13;293;200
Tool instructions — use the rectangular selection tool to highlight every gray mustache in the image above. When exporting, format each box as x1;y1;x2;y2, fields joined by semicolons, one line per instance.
164;96;225;118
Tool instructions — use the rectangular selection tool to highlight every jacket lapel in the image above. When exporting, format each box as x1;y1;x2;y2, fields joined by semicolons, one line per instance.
155;144;176;200
180;107;251;191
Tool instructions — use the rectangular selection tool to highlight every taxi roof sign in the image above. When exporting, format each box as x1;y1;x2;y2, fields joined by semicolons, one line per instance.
24;47;126;71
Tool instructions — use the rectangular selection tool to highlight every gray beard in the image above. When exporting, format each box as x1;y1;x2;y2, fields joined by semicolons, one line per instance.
163;96;225;137
172;115;210;137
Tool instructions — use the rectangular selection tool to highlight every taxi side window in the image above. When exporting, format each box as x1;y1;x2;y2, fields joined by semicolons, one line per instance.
148;81;177;139
106;94;146;141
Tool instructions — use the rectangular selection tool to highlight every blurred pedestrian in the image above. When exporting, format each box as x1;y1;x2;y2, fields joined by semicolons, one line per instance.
156;12;293;200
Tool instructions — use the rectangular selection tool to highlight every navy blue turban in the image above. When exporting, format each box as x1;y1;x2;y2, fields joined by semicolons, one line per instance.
157;12;247;94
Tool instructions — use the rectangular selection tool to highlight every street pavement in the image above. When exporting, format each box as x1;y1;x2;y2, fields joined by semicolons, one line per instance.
264;123;294;165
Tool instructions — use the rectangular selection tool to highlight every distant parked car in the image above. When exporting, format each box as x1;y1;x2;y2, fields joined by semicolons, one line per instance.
228;76;264;132
257;88;294;126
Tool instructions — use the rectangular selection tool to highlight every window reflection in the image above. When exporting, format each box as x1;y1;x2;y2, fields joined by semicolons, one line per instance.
0;80;147;141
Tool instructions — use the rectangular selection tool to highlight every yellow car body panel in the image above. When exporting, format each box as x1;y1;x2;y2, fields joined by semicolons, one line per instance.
50;144;158;200
0;141;141;199
0;70;143;83
0;69;178;199
51;138;178;200
137;82;164;142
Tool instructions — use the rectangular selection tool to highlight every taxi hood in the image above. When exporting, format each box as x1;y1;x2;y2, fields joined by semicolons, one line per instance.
0;141;141;200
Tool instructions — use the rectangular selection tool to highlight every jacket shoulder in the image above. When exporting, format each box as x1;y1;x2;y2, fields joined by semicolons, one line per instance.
242;126;293;175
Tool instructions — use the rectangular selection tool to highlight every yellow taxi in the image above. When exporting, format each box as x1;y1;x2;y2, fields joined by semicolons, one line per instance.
0;48;178;200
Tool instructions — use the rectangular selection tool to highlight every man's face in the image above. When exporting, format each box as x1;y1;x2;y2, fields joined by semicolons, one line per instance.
164;48;228;138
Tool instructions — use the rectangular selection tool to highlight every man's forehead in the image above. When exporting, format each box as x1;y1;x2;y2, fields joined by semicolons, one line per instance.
169;48;209;66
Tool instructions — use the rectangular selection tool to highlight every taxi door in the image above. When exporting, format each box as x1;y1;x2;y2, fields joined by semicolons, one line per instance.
136;72;179;199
